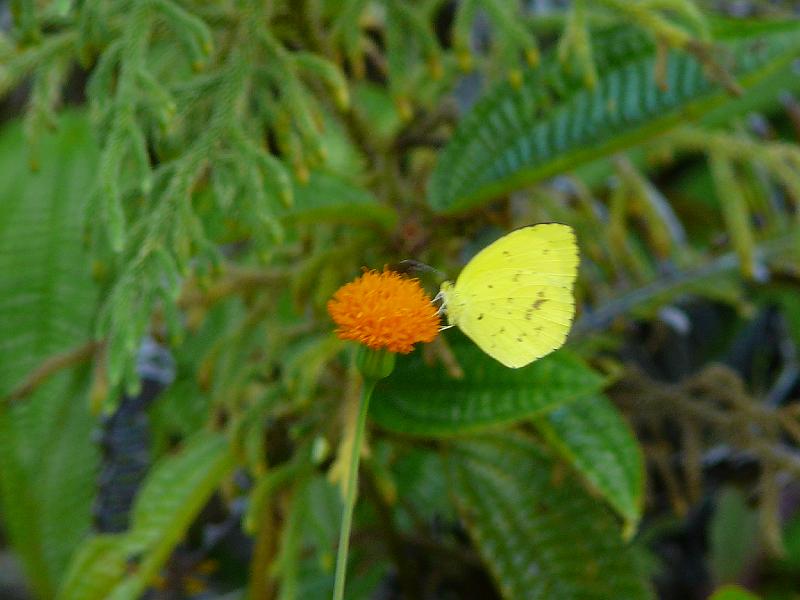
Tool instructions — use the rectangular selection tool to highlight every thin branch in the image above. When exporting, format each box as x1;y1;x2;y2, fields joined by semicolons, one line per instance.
178;266;289;309
573;231;798;337
2;340;101;405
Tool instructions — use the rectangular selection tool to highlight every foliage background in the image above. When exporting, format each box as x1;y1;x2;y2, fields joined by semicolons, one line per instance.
1;0;800;599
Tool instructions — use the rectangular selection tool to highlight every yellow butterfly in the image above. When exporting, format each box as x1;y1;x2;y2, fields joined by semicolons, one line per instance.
438;224;579;368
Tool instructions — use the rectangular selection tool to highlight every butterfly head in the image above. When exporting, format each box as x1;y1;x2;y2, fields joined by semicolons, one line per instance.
437;281;463;326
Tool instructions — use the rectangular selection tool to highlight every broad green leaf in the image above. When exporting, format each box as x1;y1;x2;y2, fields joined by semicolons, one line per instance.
301;476;341;560
428;19;800;213
107;431;235;600
0;111;98;394
390;446;454;528
534;393;644;534
55;536;129;600
447;433;653;599
371;331;604;436
0;374;98;599
57;431;235;600
0;112;100;599
284;170;397;229
708;585;761;600
709;487;760;585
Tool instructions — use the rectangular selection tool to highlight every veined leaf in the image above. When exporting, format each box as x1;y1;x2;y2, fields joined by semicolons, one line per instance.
447;432;653;599
284;170;397;229
55;536;129;600
0;112;100;599
57;431;235;600
0;111;98;395
534;393;645;535
428;19;800;213
390;447;453;527
709;487;760;585
371;330;604;436
106;431;235;600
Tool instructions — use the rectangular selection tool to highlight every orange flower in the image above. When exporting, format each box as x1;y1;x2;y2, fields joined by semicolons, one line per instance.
328;269;440;354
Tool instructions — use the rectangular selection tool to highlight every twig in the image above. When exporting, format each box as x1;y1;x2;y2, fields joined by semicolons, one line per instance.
178;266;289;309
2;340;101;405
573;231;798;337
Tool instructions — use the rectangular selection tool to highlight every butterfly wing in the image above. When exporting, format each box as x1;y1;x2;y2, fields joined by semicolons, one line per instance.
452;224;578;368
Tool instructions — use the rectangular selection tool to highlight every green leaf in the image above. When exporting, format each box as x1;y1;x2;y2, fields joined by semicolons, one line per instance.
300;475;341;560
0;111;99;395
107;431;235;600
533;393;644;535
428;19;800;213
708;585;761;600
0;373;99;600
709;487;760;585
371;330;604;436
57;431;235;600
55;536;129;600
0;111;100;599
447;432;653;599
284;170;397;229
390;446;454;528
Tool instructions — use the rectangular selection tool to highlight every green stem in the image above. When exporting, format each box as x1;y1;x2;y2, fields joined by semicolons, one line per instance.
332;377;375;600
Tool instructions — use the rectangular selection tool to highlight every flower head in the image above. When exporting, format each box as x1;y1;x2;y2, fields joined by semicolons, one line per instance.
327;269;440;354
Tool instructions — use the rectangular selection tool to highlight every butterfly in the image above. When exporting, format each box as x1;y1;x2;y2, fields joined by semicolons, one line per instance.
438;224;578;368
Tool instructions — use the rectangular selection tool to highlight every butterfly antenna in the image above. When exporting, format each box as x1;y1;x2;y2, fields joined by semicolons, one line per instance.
387;259;446;279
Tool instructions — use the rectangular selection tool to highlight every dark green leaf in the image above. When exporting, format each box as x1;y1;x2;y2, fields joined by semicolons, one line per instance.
0;112;100;599
55;536;129;600
447;432;653;599
709;487;760;585
708;585;761;600
428;20;800;213
371;330;604;436
58;431;235;600
106;431;235;600
0;111;99;395
390;447;454;527
534;393;644;534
